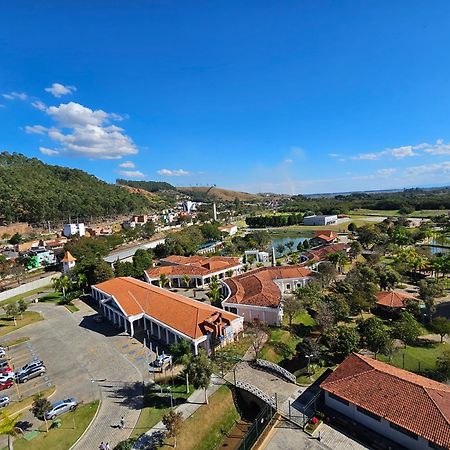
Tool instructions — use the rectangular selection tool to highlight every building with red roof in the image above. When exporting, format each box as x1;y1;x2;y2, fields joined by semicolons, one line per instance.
222;265;313;325
376;291;418;309
321;353;450;450
145;255;243;288
92;277;243;355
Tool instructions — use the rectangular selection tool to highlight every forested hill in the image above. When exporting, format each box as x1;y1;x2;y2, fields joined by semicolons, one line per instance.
0;152;155;224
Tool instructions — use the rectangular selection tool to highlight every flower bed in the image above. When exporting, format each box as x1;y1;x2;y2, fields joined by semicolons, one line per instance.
305;416;322;435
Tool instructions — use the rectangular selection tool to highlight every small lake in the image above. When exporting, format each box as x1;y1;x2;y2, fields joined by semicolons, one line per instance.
268;236;309;257
426;237;450;255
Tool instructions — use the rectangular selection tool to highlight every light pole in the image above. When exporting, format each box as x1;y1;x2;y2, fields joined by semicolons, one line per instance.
306;354;313;375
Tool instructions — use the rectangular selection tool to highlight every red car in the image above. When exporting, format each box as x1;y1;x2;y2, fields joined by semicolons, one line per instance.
0;380;13;391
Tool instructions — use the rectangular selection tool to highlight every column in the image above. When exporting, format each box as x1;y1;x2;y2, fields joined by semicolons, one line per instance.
193;342;198;355
150;320;154;335
144;318;147;330
157;324;161;340
130;320;134;337
124;319;128;333
165;328;169;344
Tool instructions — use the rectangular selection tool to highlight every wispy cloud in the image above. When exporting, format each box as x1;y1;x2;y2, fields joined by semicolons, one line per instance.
376;168;396;177
45;83;76;98
25;125;48;135
2;91;27;100
39;147;59;156
119;161;135;168
31;100;47;111
405;161;450;176
157;168;190;176
118;169;145;179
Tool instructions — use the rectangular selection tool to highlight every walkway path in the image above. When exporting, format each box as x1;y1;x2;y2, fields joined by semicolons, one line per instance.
132;374;225;449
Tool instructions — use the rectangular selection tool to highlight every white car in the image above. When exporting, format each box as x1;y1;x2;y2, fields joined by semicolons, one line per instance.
0;372;15;383
154;354;172;367
0;396;9;408
0;348;6;358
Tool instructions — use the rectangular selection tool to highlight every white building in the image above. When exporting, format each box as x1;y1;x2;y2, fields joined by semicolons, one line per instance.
61;251;77;274
244;250;269;264
320;353;450;450
63;223;86;237
222;266;313;326
91;277;244;355
218;224;238;236
303;215;338;226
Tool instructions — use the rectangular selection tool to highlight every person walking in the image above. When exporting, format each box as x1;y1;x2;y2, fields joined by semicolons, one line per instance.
120;416;125;429
105;443;111;450
99;443;106;450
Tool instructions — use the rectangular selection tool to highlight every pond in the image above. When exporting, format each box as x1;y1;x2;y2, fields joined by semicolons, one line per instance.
426;237;450;255
268;235;310;257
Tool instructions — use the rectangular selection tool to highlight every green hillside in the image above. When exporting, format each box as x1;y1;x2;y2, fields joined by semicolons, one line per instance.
0;152;156;223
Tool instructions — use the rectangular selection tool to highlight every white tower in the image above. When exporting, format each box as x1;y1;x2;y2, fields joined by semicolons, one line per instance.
213;203;217;221
61;251;77;274
272;247;276;266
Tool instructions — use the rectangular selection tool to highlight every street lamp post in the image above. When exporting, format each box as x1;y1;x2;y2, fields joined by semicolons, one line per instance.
306;354;313;375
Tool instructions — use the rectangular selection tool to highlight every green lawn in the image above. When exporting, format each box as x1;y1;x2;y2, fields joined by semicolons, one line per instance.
377;342;446;373
212;334;254;374
348;209;449;218
1;386;55;418
10;401;99;450
297;366;329;385
0;285;53;306
0;336;30;348
130;382;193;440
260;328;300;365
161;385;239;450
39;291;63;303
0;311;43;337
289;310;316;327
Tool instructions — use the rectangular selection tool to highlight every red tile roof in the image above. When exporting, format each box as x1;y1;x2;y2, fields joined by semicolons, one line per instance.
321;353;450;448
61;251;77;262
305;243;349;262
376;291;417;308
314;230;337;242
224;266;312;308
94;277;241;340
148;255;241;278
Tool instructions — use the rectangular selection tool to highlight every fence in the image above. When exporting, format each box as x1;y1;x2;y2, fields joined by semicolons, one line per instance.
236;402;275;450
0;273;59;302
255;359;297;384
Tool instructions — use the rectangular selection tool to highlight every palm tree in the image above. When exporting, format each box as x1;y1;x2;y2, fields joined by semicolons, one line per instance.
327;251;349;273
76;273;88;292
52;275;72;299
276;244;285;255
286;241;295;254
290;253;299;265
159;274;170;288
182;274;191;289
0;410;22;450
225;269;234;278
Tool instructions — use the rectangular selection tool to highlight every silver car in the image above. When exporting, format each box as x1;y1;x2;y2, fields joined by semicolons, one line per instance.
0;396;9;408
45;398;77;420
16;365;46;383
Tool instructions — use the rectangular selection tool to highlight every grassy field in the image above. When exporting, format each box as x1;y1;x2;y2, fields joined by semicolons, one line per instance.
130;383;193;440
162;385;239;450
348;209;449;218
260;328;300;365
377;342;446;373
0;336;30;348
0;311;42;337
1;386;56;419
0;285;53;307
212;334;254;374
10;400;99;450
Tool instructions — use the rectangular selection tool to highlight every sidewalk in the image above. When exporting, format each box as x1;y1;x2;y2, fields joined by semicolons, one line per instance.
132;374;225;449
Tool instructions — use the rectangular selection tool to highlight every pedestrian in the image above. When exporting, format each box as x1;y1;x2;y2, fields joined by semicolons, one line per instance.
99;442;105;450
105;443;111;450
120;416;125;429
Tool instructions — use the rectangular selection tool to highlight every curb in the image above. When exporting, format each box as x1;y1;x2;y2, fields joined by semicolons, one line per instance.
68;399;102;450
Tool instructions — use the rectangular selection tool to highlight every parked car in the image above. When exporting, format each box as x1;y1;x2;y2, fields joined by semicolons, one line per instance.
154;354;172;367
16;365;46;383
0;380;13;391
0;396;9;408
0;348;6;358
17;360;44;376
45;398;77;420
0;360;9;371
0;371;15;383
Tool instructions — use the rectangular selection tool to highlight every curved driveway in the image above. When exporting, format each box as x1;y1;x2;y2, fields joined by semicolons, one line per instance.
3;302;143;449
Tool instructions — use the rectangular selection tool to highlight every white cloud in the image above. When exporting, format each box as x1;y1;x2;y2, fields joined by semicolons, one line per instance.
25;125;48;135
328;153;340;158
31;100;47;111
405;161;450;176
352;152;380;160
422;139;450;155
27;102;138;160
2;91;27;100
283;159;293;164
45;83;76;98
376;168;396;177
157;168;190;176
118;170;145;179
390;145;418;159
119;161;135;168
39;147;59;156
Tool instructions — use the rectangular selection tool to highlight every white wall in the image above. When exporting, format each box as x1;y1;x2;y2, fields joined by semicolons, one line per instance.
223;302;281;326
324;392;433;450
0;273;60;302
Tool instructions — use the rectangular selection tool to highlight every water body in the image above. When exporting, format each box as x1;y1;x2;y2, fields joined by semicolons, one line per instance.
426;237;450;255
269;236;309;257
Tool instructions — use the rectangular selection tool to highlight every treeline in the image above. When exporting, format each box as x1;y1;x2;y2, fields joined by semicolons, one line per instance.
281;188;450;214
116;179;176;192
0;152;155;223
246;213;304;228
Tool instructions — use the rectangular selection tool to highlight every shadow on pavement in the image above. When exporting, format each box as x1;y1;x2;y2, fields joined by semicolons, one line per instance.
78;315;123;337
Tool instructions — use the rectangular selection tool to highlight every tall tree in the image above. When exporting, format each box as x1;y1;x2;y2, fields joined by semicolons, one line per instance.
182;274;191;289
0;410;21;450
392;311;421;348
162;410;183;448
430;317;450;343
185;351;212;404
31;394;52;432
283;296;302;326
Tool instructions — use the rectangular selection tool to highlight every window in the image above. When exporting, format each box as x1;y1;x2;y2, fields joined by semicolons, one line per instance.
230;307;237;314
328;392;349;406
286;284;291;290
389;422;418;440
356;406;381;421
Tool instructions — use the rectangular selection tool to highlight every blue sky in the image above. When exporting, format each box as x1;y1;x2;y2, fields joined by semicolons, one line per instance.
1;1;449;194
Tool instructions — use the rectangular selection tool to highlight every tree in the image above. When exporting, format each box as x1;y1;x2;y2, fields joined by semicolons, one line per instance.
316;262;338;287
303;239;310;250
17;299;27;319
162;410;183;448
349;241;362;260
430;317;450;343
159;274;170;288
76;273;88;292
185;351;212;404
295;281;323;310
92;260;114;284
132;249;153;277
249;320;268;360
169;339;192;393
296;241;304;252
182;274;191;289
52;275;72;299
31;394;52;432
225;269;234;278
8;233;22;246
286;241;295;253
324;326;360;362
327;251;349;273
0;410;22;450
375;265;401;291
347;222;357;232
357;317;393;356
314;301;336;331
289;253;299;265
392;311;421;348
4;303;19;326
437;348;450;380
283;296;302;326
276;244;285;255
